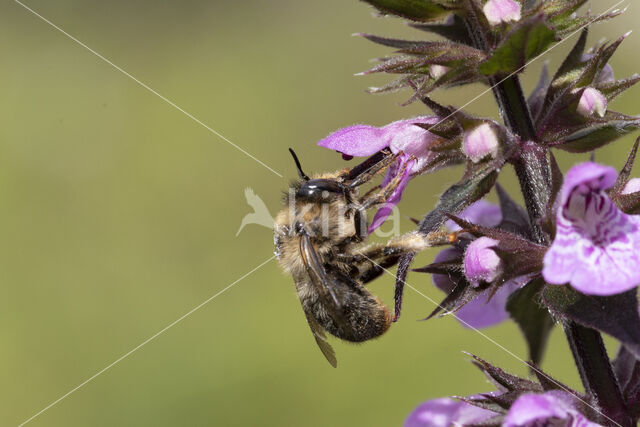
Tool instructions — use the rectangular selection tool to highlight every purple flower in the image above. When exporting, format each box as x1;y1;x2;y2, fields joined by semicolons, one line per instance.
408;391;598;427
404;396;495;427
445;199;502;231
433;201;526;329
483;0;521;26
577;87;608;117
464;237;502;285
318;117;441;231
454;278;523;329
543;162;640;295
504;391;600;427
462;123;500;163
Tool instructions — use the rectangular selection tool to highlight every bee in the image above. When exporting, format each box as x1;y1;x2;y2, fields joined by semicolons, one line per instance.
274;148;439;367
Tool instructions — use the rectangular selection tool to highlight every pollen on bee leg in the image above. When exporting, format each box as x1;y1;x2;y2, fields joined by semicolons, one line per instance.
388;231;436;252
447;230;466;244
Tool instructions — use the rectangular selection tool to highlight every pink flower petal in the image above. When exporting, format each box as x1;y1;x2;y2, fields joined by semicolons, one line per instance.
464;237;502;286
405;397;495;427
558;162;617;207
504;391;600;427
317;124;391;156
462;123;499;163
385;118;440;174
368;161;412;232
577;87;608;117
483;0;522;26
544;162;640;295
446;200;502;231
455;280;522;329
622;178;640;195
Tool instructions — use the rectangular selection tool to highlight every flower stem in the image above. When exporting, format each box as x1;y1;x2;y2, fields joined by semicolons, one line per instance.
565;322;632;426
492;74;632;425
492;76;550;244
491;73;631;426
462;11;631;422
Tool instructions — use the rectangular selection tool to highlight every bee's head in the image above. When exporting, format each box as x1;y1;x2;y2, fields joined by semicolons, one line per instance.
288;148;349;204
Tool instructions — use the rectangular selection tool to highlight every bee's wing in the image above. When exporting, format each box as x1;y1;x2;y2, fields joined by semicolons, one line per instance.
303;309;337;368
298;233;343;312
298;233;351;356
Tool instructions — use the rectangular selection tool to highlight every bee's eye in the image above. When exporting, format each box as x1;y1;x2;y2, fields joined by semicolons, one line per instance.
297;179;344;202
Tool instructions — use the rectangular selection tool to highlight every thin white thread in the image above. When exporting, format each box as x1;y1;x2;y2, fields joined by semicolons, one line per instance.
13;0;284;179
365;255;622;427
423;0;626;133
350;1;626;187
13;0;628;425
17;255;276;427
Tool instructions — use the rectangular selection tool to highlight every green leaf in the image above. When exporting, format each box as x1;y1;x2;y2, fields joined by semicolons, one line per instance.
550;114;640;153
409;14;471;44
479;17;557;76
576;33;629;88
552;10;623;38
506;279;555;365
542;0;586;13
360;0;452;22
597;75;640;101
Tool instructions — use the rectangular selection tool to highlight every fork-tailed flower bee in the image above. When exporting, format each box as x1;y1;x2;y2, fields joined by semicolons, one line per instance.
274;148;440;367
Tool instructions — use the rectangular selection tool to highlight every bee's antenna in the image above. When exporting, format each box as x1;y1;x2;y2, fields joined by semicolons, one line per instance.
289;148;310;181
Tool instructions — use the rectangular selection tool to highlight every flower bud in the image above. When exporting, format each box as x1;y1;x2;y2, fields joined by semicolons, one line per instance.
464;237;502;286
483;0;521;26
429;64;449;80
577;87;607;117
462;123;499;163
622;178;640;195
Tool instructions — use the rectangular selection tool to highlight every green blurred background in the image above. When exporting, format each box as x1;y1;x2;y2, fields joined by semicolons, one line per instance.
1;1;638;426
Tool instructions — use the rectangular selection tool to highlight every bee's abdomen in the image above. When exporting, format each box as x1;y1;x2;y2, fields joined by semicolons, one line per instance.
334;296;391;343
302;275;392;343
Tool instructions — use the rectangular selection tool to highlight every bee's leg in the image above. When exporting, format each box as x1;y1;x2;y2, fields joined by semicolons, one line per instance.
340;231;449;267
361;184;381;200
357;254;400;285
346;150;398;188
358;157;414;211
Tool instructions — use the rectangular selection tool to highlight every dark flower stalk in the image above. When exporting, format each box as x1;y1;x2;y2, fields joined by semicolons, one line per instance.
309;0;640;425
496;63;634;427
462;14;632;427
463;4;632;425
